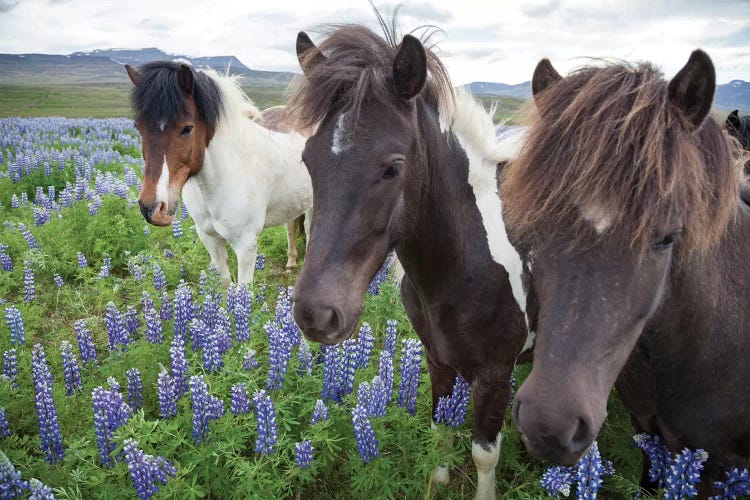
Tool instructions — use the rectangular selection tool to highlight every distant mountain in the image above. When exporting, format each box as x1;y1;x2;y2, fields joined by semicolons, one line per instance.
468;79;750;113
0;48;295;87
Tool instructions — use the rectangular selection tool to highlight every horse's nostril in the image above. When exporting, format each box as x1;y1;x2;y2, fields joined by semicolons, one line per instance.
569;417;593;450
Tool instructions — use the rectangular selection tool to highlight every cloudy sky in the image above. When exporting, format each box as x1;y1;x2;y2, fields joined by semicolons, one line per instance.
1;0;748;84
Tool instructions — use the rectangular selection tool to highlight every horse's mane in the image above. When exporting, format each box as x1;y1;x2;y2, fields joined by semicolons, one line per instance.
285;13;454;131
501;61;742;257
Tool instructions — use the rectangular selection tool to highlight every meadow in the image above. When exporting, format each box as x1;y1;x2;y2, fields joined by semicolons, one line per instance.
0;114;674;500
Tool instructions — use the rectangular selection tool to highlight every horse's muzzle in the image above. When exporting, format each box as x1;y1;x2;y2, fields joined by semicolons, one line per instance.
139;200;174;226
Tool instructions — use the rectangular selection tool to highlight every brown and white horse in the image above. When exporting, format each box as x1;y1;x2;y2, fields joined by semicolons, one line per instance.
286;20;529;499
126;62;312;283
504;51;750;497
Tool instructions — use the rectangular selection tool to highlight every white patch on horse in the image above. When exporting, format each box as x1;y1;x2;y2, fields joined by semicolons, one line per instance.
155;155;170;206
331;112;349;155
521;330;536;353
450;93;527;315
472;433;502;500
430;421;450;485
159;121;166;132
580;203;614;234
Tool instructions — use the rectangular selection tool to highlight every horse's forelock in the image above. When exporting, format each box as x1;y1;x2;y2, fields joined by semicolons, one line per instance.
502;62;740;258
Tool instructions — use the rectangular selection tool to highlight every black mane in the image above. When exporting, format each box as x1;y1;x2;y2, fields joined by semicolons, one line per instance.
130;61;224;130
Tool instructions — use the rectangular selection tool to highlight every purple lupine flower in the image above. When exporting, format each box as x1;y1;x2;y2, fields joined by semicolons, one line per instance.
508;373;516;408
159;291;172;321
397;339;423;415
173;282;193;340
180;262;188;279
28;478;56;499
127;368;143;411
575;441;606;500
0;244;12;271
0;449;28;498
77;252;88;268
0;407;10;438
255;253;265;271
164;249;174;259
253;389;278;454
32;344;64;464
3;349;19;389
60;341;83;395
434;374;470;429
357;322;374;369
233;305;250;343
11;194;19;208
33;207;50;227
170;333;188;397
370;376;388;418
144;307;162;344
105;302;128;351
377;352;394;404
107;376;121;392
53;274;64;288
352;404;379;463
541;466;574;499
143;225;151;236
73;320;97;365
198;271;208;296
88;195;103;215
20;192;28;205
633;433;672;487
189;317;206;351
310;399;329;425
215;306;233;354
125;306;141;337
153;264;166;291
131;264;145;282
256;284;266;305
356;381;373;416
664;448;709;499
189;375;224;445
171;218;183;238
298;339;313;376
157;369;178;419
199;320;223;373
384;320;398;358
295;440;314;469
92;385;132;467
321;345;341;402
23;262;35;302
340;338;359;398
265;320;292;391
123;438;177;500
18;223;40;250
230;383;250;415
367;253;393;295
97;256;111;279
713;468;750;499
5;306;25;345
141;290;154;311
200;294;218;332
243;349;259;370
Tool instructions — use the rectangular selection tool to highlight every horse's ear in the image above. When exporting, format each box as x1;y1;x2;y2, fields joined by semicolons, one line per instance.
296;32;326;76
125;64;141;86
668;50;715;130
177;64;194;96
532;58;561;102
393;34;427;100
726;109;740;130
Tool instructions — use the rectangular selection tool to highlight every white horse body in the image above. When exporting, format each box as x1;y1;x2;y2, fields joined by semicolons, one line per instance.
182;71;312;285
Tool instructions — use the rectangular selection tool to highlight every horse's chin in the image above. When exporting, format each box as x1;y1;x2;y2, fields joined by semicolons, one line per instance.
150;203;175;226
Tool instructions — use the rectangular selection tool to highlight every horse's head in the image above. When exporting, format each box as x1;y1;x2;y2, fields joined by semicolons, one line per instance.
126;62;221;226
288;27;437;344
726;109;750;151
502;50;738;464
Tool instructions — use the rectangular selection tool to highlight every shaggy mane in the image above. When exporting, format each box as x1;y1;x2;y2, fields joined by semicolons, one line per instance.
501;61;741;257
285;13;454;132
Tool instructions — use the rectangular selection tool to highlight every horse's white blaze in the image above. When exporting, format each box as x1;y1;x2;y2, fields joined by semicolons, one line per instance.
452;96;527;315
580;203;614;234
155;155;170;206
472;433;502;500
331;112;349;155
159;121;165;132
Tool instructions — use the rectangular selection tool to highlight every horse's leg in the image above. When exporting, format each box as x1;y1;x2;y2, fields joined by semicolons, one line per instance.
235;233;259;285
195;229;231;286
285;219;299;272
303;208;312;249
471;363;514;500
400;276;455;487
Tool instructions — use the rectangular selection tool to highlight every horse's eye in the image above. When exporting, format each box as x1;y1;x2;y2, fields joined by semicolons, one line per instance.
383;160;403;180
653;230;681;251
180;125;194;136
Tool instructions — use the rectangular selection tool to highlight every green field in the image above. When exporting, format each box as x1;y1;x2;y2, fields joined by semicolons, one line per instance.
0;83;524;123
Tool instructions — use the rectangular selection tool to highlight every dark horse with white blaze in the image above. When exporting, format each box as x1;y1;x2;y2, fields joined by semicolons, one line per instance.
504;51;749;497
287;21;528;500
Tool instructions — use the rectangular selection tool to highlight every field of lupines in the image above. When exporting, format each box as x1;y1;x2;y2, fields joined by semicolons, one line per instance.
1;117;748;499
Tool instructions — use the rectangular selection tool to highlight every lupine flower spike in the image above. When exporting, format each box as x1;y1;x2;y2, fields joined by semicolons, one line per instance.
295;440;314;469
123;438;177;500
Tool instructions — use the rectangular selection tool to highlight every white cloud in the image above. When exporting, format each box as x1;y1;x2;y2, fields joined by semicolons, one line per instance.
0;0;748;84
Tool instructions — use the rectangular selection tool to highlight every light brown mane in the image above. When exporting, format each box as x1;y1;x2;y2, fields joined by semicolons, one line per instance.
284;19;453;132
502;61;742;257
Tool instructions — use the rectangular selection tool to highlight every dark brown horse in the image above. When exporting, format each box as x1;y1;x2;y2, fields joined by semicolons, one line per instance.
503;51;749;497
287;19;528;499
